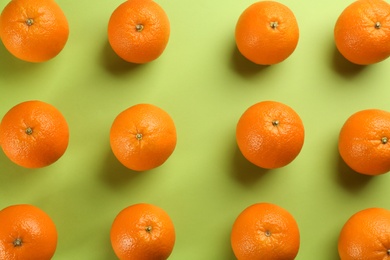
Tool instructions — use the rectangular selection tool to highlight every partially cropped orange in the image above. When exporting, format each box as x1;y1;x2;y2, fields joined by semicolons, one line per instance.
235;1;299;65
110;103;177;171
338;109;390;175
0;100;69;168
108;0;170;64
334;0;390;65
338;207;390;259
236;101;305;169
0;0;69;62
110;203;176;260
231;202;300;260
0;204;58;260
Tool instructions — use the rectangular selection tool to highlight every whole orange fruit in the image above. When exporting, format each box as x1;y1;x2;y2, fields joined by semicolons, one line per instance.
338;109;390;175
235;1;299;65
338;207;390;259
0;204;58;260
108;0;170;64
231;202;300;260
0;0;69;62
110;103;177;171
0;100;69;168
334;0;390;65
236;101;305;169
110;203;176;260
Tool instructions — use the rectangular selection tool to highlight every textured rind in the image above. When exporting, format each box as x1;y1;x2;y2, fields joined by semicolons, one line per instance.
338;109;390;175
334;0;390;65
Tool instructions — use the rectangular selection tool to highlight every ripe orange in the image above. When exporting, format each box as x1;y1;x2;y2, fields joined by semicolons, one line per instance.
338;109;390;175
231;202;300;260
0;100;69;168
236;101;305;169
334;0;390;65
110;203;176;260
235;1;299;65
110;103;177;171
0;204;58;260
0;0;69;62
338;207;390;259
108;0;170;64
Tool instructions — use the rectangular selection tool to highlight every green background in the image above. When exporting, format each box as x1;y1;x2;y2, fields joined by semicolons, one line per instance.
1;0;390;259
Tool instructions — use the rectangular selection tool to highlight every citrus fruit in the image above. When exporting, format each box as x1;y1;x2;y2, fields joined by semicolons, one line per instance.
0;204;58;260
0;100;69;168
236;101;305;169
338;207;390;259
108;0;170;64
231;202;300;260
110;103;177;171
110;203;176;260
0;0;69;62
235;1;299;65
334;0;390;65
338;109;390;175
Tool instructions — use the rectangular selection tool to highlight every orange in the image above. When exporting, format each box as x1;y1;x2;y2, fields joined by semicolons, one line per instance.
231;202;300;260
110;203;176;260
334;0;390;65
235;1;299;65
0;204;58;260
0;100;69;168
0;0;69;63
338;207;390;259
108;0;170;64
236;101;305;169
110;103;177;171
338;109;390;175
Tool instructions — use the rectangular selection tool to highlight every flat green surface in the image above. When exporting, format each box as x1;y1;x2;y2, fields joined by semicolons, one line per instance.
1;0;390;259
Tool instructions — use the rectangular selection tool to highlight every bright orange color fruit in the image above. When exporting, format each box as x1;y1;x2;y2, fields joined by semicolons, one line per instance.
334;0;390;65
338;207;390;259
338;109;390;175
236;101;305;169
0;204;58;260
0;0;69;62
108;0;170;64
110;203;176;260
231;202;300;260
110;103;177;171
235;1;299;65
0;100;69;168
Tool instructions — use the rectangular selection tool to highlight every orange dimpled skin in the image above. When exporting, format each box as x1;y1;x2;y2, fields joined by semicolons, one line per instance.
338;109;390;175
110;203;176;260
0;204;58;260
110;104;177;171
236;101;305;169
235;1;299;65
108;0;170;64
0;100;69;168
334;0;390;65
231;203;300;260
0;0;69;62
338;208;390;259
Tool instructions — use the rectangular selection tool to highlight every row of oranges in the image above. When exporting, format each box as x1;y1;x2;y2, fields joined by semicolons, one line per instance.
2;99;390;177
2;201;389;259
1;0;390;65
